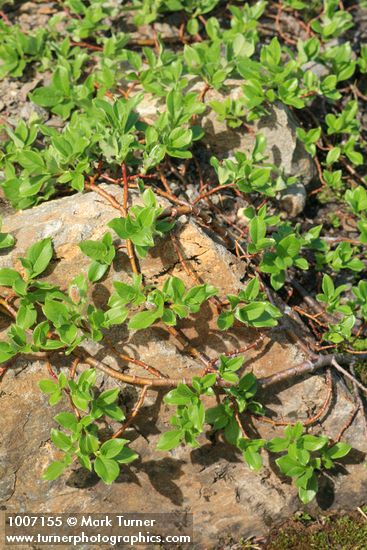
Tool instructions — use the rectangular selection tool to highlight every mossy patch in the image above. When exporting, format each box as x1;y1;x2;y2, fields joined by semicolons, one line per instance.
265;511;367;550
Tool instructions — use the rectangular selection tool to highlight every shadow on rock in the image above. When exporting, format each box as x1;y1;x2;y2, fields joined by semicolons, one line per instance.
190;440;242;467
66;468;100;489
138;457;185;506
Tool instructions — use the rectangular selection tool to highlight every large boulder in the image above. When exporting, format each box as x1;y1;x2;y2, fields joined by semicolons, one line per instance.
0;188;365;547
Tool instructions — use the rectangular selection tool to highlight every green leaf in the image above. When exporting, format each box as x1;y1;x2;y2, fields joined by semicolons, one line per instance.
100;438;128;458
79;240;107;261
54;412;78;432
77;452;92;471
0;231;15;249
164;384;196;406
102;403;125;421
326;147;341;165
22;238;53;279
326;442;351;459
128;309;160;330
0;341;16;363
243;449;263;471
220;356;244;373
239;372;257;393
16;304;37;330
43;299;69;327
224;416;241;446
42;460;68;481
156;429;183;451
17;150;45;172
217;311;234;330
297;473;318;504
249;217;266;244
267;437;289;452
39;379;59;394
276;455;306;477
30;86;63;107
97;388;119;405
71;392;90;412
236;302;265;323
114;447;138;464
88;261;109;282
162;308;177;325
0;268;23;287
79;432;100;455
51;428;73;452
94;456;120;484
322;274;334;297
302;434;328;452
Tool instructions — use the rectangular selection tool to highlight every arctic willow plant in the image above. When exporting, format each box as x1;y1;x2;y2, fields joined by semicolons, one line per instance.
40;369;137;484
0;0;364;506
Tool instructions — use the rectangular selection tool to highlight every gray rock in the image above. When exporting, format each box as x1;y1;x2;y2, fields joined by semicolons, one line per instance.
280;182;307;217
19;101;48;121
195;82;316;185
302;60;329;79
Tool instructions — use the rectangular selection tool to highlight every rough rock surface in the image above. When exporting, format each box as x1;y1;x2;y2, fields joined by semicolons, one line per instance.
0;189;366;548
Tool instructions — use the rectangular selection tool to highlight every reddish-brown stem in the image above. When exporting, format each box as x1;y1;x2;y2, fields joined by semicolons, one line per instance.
255;369;333;428
198;83;210;102
293;306;328;327
74;349;189;387
164;325;212;369
85;180;123;211
335;404;359;442
299;90;318;100
207;336;265;370
158;204;195;220
69;358;80;380
192;183;235;206
198;15;207;27
122;164;139;275
178;21;187;44
0;365;9;379
158;167;176;198
274;4;297;45
105;337;167;379
111;386;149;439
122;163;129;212
170;233;200;283
85;178;139;274
309;156;327;196
70;41;103;51
0;297;17;319
100;173;120;184
231;398;249;438
345;348;367;355
128;173;157;181
0;10;11;25
45;360;58;381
